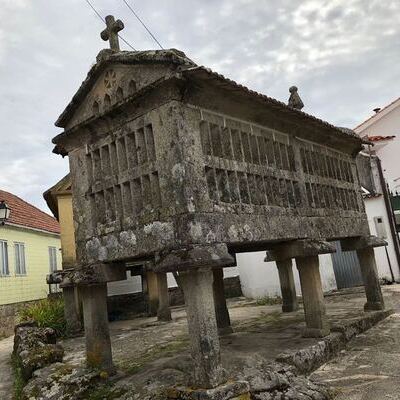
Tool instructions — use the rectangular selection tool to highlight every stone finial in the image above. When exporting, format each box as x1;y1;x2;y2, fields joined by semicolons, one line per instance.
100;15;124;51
288;86;304;110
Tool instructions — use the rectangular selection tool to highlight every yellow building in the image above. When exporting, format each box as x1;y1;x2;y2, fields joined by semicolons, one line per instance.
0;189;61;335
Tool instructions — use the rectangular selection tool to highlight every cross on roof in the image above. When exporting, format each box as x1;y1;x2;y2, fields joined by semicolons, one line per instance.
100;15;124;51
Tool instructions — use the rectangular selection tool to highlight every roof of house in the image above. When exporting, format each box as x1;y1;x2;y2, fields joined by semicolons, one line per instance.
43;174;72;220
354;96;400;132
366;135;396;142
0;190;60;234
55;49;360;146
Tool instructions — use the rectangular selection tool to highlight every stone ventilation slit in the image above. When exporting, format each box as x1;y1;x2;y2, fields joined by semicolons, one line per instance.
205;167;218;202
286;180;295;208
145;124;156;162
95;191;106;224
125;133;138;168
151;172;162;207
221;127;233;160
257;137;267;165
109;142;118;175
280;179;289;208
293;181;302;208
105;188;116;222
216;169;230;203
270;178;279;206
256;175;267;205
92;149;101;181
210;123;223;158
131;178;143;215
104;94;111;109
274;141;282;170
122;182;133;218
265;138;275;167
250;136;260;165
238;172;250;204
287;145;296;171
86;153;93;184
305;182;313;208
231;129;243;162
142;175;152;211
247;174;257;205
100;145;111;175
92;101;100;115
280;143;289;170
114;185;123;220
116;87;123;102
241;132;252;163
227;171;240;203
116;137;128;172
129;80;137;95
200;121;212;155
136;128;148;165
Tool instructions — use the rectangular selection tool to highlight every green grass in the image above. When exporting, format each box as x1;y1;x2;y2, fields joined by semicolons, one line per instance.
11;354;25;400
85;383;127;400
17;298;67;337
255;296;283;306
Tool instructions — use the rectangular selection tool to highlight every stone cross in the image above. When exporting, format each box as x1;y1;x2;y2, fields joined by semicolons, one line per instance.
100;15;124;51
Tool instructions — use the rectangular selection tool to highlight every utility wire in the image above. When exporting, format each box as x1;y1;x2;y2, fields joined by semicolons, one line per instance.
122;0;164;49
84;0;137;51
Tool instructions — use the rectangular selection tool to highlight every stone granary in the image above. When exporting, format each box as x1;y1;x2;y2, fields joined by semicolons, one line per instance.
51;17;385;394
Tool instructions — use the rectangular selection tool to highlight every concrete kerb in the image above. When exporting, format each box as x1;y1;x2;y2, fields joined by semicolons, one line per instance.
276;308;393;374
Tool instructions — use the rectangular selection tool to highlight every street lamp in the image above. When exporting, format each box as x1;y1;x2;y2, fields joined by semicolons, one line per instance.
0;201;11;225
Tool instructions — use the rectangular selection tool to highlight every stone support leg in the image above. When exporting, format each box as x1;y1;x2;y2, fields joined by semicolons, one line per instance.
63;286;82;334
146;271;159;317
296;256;330;338
276;259;298;313
357;247;385;311
180;268;225;389
156;272;172;321
212;268;232;335
81;283;114;372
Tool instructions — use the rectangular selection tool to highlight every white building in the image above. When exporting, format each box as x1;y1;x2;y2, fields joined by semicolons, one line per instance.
354;97;400;282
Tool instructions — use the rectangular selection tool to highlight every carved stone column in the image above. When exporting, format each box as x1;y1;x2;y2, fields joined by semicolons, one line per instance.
276;259;298;313
146;270;159;316
81;283;114;372
156;272;172;321
180;268;225;388
341;236;386;312
63;286;82;334
296;255;330;337
212;268;232;335
266;239;335;338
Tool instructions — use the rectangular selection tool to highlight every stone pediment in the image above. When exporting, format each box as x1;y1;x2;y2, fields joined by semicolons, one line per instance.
56;49;196;130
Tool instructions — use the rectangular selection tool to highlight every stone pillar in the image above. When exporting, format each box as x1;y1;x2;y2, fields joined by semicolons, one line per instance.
156;272;172;321
180;268;225;389
80;283;114;372
357;247;385;311
212;268;232;335
296;256;330;337
146;270;159;316
63;286;81;334
276;259;298;313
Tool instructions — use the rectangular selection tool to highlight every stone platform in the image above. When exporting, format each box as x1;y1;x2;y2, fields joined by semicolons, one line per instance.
32;285;395;399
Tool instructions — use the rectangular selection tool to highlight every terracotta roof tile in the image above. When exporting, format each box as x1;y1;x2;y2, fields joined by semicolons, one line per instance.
367;135;396;142
0;190;60;234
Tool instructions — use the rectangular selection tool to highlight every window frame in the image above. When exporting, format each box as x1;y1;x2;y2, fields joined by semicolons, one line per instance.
14;242;27;276
0;240;9;276
48;246;58;273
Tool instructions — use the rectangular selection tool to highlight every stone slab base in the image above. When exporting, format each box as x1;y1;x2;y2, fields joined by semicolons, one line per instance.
277;309;394;373
301;326;330;338
364;301;385;311
166;381;250;400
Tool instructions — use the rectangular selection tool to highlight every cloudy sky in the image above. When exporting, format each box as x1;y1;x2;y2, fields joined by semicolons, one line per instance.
0;0;399;213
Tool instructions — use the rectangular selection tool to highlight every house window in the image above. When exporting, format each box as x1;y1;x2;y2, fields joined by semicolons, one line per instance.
0;240;9;276
14;242;26;275
48;247;58;272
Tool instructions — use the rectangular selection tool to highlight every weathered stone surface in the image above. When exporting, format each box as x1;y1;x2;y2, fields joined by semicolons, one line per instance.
13;322;64;381
21;363;105;400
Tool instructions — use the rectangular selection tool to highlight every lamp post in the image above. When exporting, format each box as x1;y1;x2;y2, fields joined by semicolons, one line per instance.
0;201;11;225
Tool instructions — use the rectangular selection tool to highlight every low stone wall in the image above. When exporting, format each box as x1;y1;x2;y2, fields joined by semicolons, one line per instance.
0;300;41;338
